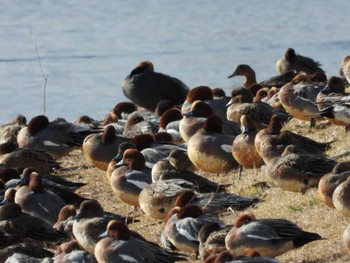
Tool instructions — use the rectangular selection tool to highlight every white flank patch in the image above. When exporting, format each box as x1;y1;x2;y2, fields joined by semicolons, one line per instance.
145;162;154;169
119;254;138;262
38;202;50;213
42;140;62;146
220;144;232;153
246;234;272;241
129;179;149;189
177;227;197;241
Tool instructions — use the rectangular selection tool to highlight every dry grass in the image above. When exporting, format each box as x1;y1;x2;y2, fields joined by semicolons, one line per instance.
55;118;350;263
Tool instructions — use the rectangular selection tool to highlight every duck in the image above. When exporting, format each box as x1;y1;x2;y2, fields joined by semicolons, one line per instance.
187;114;238;173
203;250;280;263
106;141;136;178
0;142;61;174
318;161;350;208
123;111;159;138
0;114;26;145
158;107;184;144
198;222;233;261
278;73;326;127
75;114;101;129
317;103;350;131
0;203;65;249
163;204;226;255
53;204;77;239
139;178;198;220
225;213;323;257
17;115;101;159
228;64;297;89
343;225;350;253
122;60;189;112
266;145;336;192
72;200;129;255
341;55;350;84
174;190;259;215
276;47;325;75
103;101;138;125
226;87;290;130
254;115;332;164
95;220;181;263
0;243;53;263
83;125;131;171
316;76;348;110
332;176;350;217
232;115;265;178
14;171;66;225
110;148;152;207
53;240;97;263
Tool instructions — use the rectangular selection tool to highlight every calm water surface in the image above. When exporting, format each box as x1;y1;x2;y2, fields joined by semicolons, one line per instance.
1;0;349;124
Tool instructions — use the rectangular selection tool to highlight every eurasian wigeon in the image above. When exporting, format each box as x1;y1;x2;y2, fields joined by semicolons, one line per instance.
17;115;101;159
316;76;348;110
0;187;16;205
267;145;336;192
103;101;138;125
122;60;189;112
343;225;350;253
232;115;264;178
0;114;26;145
332;176;350;217
187;115;238;173
317;103;350;131
163;204;225;255
276;47;325;75
167;148;194;171
14;171;66;225
0;142;61;174
225;213;323;257
226;87;290;130
110;148;152;207
122;111;159;138
4;253;51;263
158;107;184;144
72;200;129;255
318;161;350;208
53;240;97;263
0;243;53;263
139;178;198;220
175;190;259;216
95;220;181;263
106;141;136;178
75;114;101;128
341;55;350;84
83;125;131;171
254;115;332;164
278;74;326;127
228;64;297;89
53;204;77;239
0;203;65;248
198;222;232;260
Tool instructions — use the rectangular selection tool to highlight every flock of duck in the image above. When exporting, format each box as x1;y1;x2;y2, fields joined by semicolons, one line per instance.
0;47;350;262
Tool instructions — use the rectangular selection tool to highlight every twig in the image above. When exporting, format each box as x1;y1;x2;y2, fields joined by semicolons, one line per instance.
30;25;48;115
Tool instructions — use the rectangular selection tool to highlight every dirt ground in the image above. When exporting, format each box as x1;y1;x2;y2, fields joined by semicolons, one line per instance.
55;118;350;263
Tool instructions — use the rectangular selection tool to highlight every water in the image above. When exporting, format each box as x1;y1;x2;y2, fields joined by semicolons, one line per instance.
1;0;349;124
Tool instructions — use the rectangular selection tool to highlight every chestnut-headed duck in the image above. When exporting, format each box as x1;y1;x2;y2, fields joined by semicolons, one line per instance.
0;203;65;248
110;148;152;207
276;48;325;75
226;87;290;130
341;55;350;84
198;222;232;261
103;101;138;125
159;108;183;144
343;225;350;253
139;178;198;220
316;76;348;109
228;64;297;89
0;114;26;145
72;200;129;255
278;75;326;127
232;115;264;178
151;159;229;193
175;190;259;215
0;142;61;174
254;115;332;164
225;213;323;257
187;115;238;173
267;145;336;192
53;240;97;263
122;61;189;112
0;243;53;263
75;114;101;128
17;115;101;159
318;161;350;208
332;176;350;217
122;111;159;138
83;125;131;171
14;171;66;225
53;204;77;239
163;204;225;255
95;220;181;263
212;87;228;100
106;141;136;178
